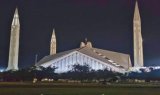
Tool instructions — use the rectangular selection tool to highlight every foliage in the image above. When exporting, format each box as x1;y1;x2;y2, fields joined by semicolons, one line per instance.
0;66;57;82
59;64;122;83
0;64;123;83
127;67;160;81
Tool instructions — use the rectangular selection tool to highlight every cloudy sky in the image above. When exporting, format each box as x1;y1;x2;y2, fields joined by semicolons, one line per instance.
0;0;160;69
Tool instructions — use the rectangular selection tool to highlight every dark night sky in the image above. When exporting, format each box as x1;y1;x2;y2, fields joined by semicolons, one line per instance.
0;0;160;69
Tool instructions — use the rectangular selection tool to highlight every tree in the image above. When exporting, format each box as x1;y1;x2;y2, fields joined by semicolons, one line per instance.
71;63;91;82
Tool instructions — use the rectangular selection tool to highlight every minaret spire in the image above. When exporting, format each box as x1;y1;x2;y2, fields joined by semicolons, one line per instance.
6;8;20;71
50;29;56;55
133;0;144;67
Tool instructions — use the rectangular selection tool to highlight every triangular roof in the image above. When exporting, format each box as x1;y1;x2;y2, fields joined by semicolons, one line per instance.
36;47;131;70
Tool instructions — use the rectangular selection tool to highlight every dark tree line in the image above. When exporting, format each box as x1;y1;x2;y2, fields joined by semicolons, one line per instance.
127;67;160;82
0;64;124;83
0;66;57;82
54;64;122;83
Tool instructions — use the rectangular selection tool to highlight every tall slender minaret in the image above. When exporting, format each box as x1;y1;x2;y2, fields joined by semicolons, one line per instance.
6;8;20;70
50;29;56;55
133;0;144;67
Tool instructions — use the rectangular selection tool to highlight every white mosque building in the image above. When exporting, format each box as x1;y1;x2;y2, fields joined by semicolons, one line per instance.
7;0;143;73
35;0;143;73
36;38;132;73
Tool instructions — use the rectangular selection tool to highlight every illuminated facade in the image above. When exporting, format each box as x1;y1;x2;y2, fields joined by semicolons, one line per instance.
3;0;144;71
133;0;144;67
36;40;132;73
50;29;56;55
37;0;143;73
6;8;20;71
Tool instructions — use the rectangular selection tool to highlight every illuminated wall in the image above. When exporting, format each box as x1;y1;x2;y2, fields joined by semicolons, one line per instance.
41;51;126;73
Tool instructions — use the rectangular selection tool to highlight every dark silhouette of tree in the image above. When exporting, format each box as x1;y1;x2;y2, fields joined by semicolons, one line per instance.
31;66;57;81
1;66;58;82
71;63;91;82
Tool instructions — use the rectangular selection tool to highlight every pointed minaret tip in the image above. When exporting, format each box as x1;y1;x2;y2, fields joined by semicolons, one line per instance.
52;29;55;35
51;29;56;40
15;8;18;14
12;8;20;26
134;0;140;20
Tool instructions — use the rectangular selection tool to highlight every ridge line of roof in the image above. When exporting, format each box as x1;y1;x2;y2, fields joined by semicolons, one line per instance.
93;48;130;56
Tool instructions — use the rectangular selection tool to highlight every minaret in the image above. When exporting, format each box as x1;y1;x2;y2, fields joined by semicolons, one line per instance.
133;0;144;67
6;8;20;70
50;29;56;55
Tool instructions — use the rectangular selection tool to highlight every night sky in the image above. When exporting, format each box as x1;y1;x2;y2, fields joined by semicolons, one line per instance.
0;0;160;69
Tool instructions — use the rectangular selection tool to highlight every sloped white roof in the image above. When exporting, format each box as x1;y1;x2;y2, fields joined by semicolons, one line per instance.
36;47;132;70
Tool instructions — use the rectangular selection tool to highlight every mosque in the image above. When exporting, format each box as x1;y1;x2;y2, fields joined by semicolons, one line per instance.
7;0;143;73
36;38;132;73
35;1;143;73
